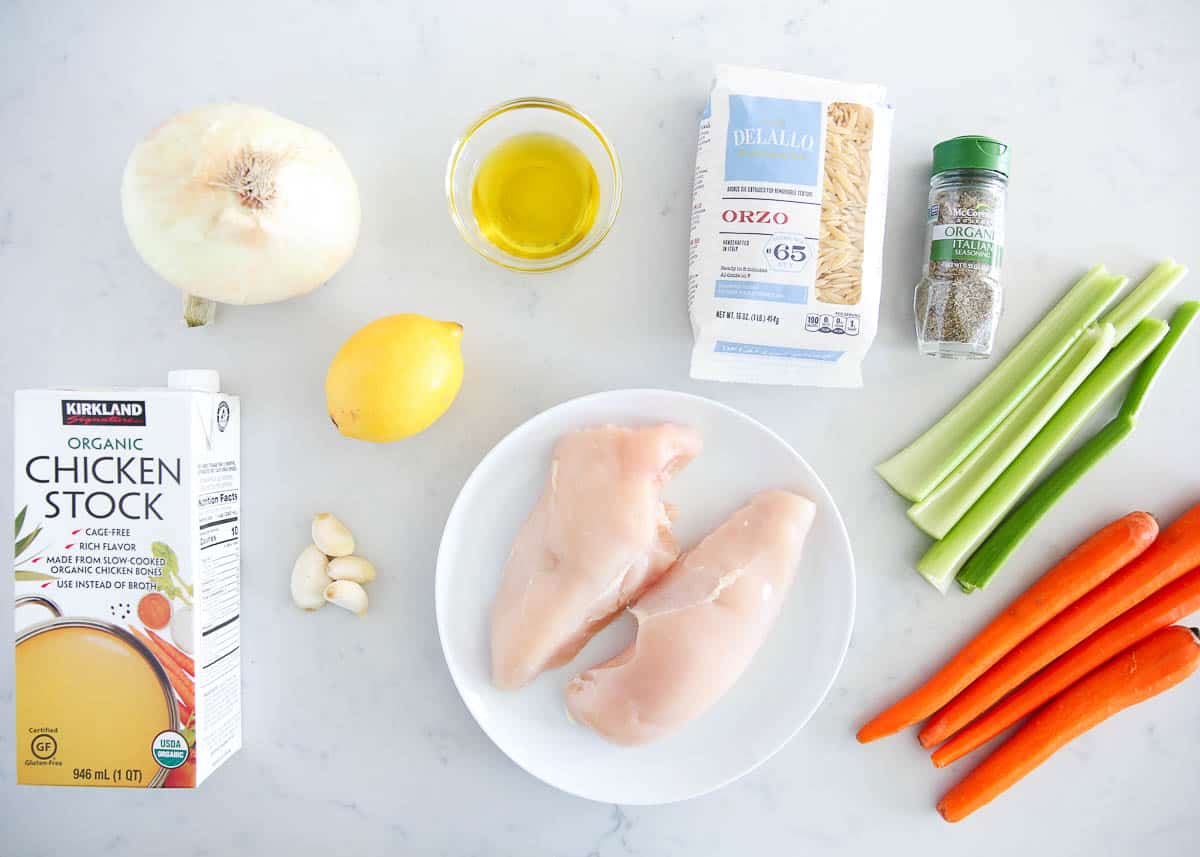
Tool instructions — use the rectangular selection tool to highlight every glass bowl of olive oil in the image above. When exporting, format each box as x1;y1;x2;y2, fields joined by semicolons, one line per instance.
446;97;621;272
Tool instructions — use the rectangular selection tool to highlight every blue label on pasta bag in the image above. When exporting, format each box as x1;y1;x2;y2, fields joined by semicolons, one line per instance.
725;95;821;185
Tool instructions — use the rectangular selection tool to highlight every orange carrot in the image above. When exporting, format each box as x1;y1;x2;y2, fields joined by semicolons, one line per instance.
131;626;195;711
137;592;171;630
937;625;1200;822
146;627;195;676
934;566;1200;767
856;512;1157;743
920;501;1200;748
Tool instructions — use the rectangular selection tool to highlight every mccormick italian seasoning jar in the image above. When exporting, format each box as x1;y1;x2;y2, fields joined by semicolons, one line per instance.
914;135;1011;358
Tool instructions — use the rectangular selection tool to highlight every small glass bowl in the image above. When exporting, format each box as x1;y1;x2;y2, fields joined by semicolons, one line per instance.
445;97;622;273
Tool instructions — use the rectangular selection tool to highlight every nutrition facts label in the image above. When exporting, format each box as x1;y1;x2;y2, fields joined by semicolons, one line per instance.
195;457;241;779
198;496;239;631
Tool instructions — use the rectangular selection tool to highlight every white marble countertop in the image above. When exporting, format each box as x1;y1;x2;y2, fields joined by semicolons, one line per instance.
3;0;1199;853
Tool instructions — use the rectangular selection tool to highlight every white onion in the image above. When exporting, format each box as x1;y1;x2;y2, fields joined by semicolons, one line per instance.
121;104;361;325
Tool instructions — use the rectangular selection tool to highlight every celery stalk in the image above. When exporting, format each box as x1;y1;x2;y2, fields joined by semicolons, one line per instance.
910;262;1187;541
916;318;1168;592
876;266;1126;502
907;323;1115;539
955;417;1135;593
957;301;1199;592
1119;300;1199;420
1101;260;1187;342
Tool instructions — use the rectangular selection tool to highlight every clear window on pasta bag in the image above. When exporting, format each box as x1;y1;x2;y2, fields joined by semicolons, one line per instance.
687;66;894;388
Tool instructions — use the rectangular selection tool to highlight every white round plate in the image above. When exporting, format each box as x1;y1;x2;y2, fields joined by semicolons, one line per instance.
435;389;855;804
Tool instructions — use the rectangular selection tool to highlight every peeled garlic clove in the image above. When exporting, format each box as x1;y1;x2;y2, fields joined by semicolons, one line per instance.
312;513;355;557
324;580;368;616
291;545;332;610
328;555;377;584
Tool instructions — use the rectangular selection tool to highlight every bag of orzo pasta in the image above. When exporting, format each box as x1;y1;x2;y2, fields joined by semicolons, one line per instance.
687;65;893;387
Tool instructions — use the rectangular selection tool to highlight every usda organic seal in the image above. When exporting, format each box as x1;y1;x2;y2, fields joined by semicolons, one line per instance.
151;730;189;769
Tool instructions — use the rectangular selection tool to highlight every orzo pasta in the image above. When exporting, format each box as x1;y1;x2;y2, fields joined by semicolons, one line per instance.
816;102;874;305
688;66;893;387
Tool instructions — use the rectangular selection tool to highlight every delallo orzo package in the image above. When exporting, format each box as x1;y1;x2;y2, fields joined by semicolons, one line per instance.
687;65;893;387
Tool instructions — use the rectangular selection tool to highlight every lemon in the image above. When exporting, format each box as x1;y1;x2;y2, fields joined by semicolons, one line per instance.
325;314;464;442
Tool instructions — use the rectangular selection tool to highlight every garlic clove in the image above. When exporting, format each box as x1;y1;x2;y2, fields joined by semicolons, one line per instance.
291;545;332;610
328;555;377;584
312;513;355;557
324;580;368;616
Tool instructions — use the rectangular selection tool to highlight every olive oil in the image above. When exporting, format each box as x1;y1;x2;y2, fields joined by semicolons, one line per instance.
471;132;600;260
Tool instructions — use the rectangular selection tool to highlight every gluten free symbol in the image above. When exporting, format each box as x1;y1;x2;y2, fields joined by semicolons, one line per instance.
31;734;58;760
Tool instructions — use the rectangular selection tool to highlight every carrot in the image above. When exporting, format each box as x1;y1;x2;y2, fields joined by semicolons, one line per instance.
137;592;172;630
856;511;1157;743
130;626;195;711
146;627;195;676
920;501;1200;748
933;566;1200;767
937;625;1200;822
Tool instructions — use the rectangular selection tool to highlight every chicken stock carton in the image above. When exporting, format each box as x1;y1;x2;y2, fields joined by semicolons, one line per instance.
13;370;240;787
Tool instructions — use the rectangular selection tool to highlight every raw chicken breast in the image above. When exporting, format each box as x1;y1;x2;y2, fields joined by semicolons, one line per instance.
490;424;703;690
565;489;816;745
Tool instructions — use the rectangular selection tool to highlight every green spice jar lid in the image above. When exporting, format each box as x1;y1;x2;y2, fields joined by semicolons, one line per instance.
932;135;1010;176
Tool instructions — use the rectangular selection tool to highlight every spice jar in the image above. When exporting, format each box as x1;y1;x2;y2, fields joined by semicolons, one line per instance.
914;136;1011;358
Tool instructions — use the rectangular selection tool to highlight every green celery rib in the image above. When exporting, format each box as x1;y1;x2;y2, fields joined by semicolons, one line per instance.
916;318;1168;592
14;570;58;581
956;300;1200;592
1120;300;1200;420
876;266;1126;502
1102;260;1187;342
907;323;1115;539
955;417;1136;592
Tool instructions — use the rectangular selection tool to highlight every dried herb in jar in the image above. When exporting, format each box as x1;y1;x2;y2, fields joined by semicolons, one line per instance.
914;136;1011;359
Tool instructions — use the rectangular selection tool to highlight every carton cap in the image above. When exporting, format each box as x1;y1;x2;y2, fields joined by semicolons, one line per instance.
167;370;221;393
